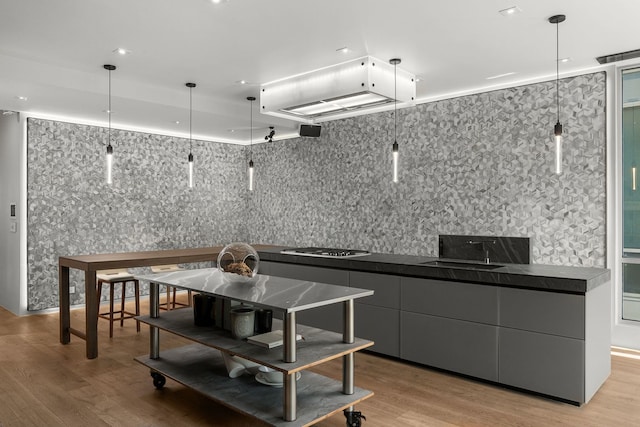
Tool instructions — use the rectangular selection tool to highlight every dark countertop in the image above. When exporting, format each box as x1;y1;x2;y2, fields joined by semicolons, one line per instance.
256;246;611;294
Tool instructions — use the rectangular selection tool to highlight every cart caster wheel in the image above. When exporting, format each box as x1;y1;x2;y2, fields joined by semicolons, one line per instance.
344;410;366;427
150;372;166;389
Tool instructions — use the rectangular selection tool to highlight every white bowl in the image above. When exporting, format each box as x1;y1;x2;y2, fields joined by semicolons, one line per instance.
258;366;283;383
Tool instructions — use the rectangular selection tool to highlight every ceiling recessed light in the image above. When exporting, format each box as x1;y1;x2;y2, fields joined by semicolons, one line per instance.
174;120;180;125
559;57;572;63
486;72;516;80
336;47;349;53
112;47;131;55
499;6;521;16
228;129;235;133
234;80;259;86
15;95;28;101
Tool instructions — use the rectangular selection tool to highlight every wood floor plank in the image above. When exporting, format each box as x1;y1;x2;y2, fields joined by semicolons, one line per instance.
1;297;639;426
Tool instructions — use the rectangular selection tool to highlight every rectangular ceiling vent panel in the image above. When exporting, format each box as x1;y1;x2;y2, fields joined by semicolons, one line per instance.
596;48;640;64
260;56;416;122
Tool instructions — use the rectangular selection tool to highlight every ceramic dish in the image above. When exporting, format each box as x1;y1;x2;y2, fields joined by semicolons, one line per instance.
255;372;301;388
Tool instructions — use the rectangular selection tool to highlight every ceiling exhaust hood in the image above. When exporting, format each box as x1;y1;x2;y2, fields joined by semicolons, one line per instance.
260;56;416;122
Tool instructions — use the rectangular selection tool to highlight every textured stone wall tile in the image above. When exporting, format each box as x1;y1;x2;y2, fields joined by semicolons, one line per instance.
27;119;249;311
248;73;606;267
27;72;606;311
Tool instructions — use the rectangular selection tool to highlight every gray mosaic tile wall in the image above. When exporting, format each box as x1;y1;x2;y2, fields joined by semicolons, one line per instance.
247;72;606;267
27;119;249;310
26;72;606;310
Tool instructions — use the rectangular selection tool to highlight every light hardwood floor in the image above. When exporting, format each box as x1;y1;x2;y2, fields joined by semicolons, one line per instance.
1;296;640;427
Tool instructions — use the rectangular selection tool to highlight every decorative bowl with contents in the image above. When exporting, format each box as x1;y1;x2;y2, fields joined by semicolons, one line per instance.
217;242;260;284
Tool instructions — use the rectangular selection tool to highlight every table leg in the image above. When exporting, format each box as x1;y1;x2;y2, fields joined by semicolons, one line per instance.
59;265;70;344
150;281;160;359
283;372;297;422
85;270;98;359
283;311;297;363
283;311;297;421
343;299;354;395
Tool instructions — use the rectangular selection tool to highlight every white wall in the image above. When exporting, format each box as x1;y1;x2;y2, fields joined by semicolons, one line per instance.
0;112;26;315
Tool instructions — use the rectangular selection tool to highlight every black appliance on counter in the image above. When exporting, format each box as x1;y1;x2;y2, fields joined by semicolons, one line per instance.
280;247;370;259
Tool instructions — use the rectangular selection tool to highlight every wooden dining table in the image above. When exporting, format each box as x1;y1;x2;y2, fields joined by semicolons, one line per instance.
59;246;230;359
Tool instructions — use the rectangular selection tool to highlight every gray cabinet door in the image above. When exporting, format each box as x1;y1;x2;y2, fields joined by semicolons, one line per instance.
355;303;399;357
350;271;400;309
499;327;585;403
499;287;585;339
400;311;498;381
260;261;348;333
401;277;498;325
258;261;271;275
296;304;344;333
261;261;349;285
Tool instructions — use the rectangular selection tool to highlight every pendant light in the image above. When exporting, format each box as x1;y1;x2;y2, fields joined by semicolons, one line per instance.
633;112;637;191
549;14;566;175
186;82;196;188
389;58;401;183
104;64;116;184
247;96;256;191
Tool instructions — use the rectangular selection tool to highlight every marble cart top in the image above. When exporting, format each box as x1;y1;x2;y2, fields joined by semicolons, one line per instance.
135;268;373;313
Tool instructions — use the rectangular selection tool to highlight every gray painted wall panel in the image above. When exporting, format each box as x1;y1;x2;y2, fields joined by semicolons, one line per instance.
0;113;24;314
584;280;611;403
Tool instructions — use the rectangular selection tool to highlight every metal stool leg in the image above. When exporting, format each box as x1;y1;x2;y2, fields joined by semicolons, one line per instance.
109;283;115;338
120;281;126;327
134;280;140;332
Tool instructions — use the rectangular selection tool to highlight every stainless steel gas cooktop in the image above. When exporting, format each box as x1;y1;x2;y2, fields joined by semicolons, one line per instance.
280;247;371;259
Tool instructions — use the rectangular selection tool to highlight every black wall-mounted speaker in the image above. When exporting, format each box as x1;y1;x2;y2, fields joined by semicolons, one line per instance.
299;124;321;137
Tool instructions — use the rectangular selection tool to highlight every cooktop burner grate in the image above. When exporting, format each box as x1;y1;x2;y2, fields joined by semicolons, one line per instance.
280;247;371;258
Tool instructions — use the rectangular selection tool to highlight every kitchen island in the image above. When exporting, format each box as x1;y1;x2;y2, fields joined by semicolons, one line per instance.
134;268;374;426
256;246;611;405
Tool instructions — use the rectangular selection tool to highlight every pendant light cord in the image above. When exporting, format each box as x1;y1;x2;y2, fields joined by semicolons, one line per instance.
250;98;253;160
189;85;193;155
555;20;560;123
108;67;112;146
394;61;397;142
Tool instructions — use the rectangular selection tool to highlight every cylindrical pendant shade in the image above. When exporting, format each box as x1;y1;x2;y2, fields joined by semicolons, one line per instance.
106;144;113;185
188;153;194;188
392;141;399;183
554;134;563;175
633;166;637;191
554;122;563;175
249;159;254;191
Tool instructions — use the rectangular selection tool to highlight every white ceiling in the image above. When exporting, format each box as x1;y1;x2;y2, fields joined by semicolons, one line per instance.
1;0;638;145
